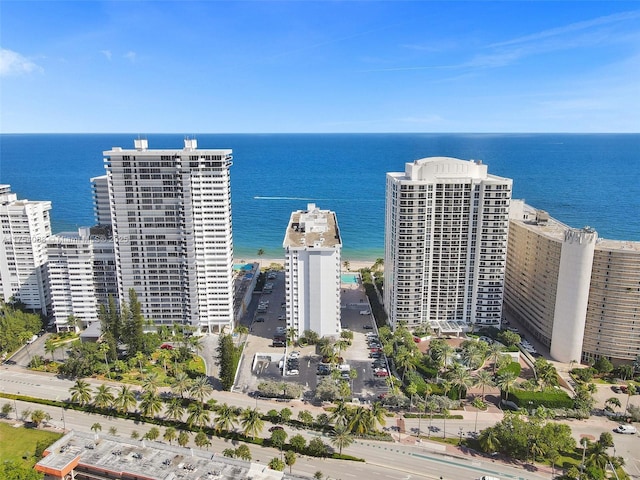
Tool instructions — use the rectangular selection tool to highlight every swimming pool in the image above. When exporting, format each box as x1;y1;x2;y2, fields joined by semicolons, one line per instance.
341;274;359;284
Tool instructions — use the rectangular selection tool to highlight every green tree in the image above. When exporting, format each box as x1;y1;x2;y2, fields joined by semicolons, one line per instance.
330;423;354;455
131;430;140;440
114;385;137;413
139;391;163;418
473;370;495;401
487;343;504;375
186;403;211;429
189;376;213;403
1;402;14;418
236;444;252;461
163;426;177;445
171;371;192;398
448;366;473;400
307;438;329;457
91;422;102;434
214;403;238;433
92;384;115;411
144;426;160;441
314;471;323;480
122;289;145;356
271;428;288;452
165;398;185;422
177;430;190;447
279;407;292;423
284;450;297;474
496;370;517;402
194;431;211;449
69;379;92;406
222;448;236;458
297;410;314;426
290;434;306;452
142;372;161;395
0;460;44;480
240;408;264;439
108;426;118;436
30;409;49;428
268;457;285;471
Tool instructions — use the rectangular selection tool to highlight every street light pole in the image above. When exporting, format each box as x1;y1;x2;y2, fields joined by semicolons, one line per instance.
61;407;66;431
580;438;588;478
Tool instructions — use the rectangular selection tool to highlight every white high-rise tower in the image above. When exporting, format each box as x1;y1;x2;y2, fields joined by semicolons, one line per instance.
384;157;512;332
0;185;52;314
283;204;342;338
104;139;235;332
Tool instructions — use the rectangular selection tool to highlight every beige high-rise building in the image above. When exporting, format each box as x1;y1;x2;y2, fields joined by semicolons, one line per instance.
384;157;512;332
505;200;640;365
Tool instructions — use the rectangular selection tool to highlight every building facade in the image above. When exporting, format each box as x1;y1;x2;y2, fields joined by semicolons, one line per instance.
384;157;512;331
90;174;112;226
504;200;640;364
0;185;52;314
283;204;342;338
104;139;235;332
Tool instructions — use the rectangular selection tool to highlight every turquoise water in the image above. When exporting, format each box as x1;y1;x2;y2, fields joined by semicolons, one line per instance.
341;274;359;284
1;133;638;260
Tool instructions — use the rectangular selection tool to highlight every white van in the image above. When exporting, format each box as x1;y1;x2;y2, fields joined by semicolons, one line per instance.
359;310;370;315
480;476;501;480
614;424;637;434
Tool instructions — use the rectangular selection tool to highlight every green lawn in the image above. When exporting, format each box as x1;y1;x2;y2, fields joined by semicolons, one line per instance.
0;422;62;466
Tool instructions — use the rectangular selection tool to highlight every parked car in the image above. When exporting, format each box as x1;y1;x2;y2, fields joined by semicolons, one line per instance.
614;424;637;434
255;317;265;322
374;370;389;377
289;351;300;359
269;425;284;432
611;385;621;393
160;344;174;350
287;369;299;376
363;325;374;330
359;310;371;315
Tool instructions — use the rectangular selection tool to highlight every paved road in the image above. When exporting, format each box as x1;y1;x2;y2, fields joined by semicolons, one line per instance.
1;367;556;480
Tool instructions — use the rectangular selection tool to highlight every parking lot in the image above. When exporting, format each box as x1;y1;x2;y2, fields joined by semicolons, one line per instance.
233;269;389;402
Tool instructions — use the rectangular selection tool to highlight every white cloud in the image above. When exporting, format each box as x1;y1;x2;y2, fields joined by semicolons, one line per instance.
124;51;136;62
0;48;43;77
101;50;113;60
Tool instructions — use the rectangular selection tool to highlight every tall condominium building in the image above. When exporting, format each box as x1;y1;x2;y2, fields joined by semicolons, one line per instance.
0;185;52;314
90;175;111;226
46;226;117;331
104;139;234;332
504;200;640;365
384;157;512;331
283;204;342;338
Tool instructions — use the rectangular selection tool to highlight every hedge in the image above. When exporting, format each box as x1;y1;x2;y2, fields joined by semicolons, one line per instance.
497;361;522;378
510;390;573;409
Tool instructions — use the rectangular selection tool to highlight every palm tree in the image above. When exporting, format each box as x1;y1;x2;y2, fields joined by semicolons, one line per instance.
214;403;238;433
171;371;192;399
330;424;354;455
347;406;372;435
496;371;517;402
240;408;264;440
449;367;473;401
395;348;416;381
343;260;350;272
165;398;185;422
91;422;102;434
330;401;349;427
284;450;296;474
425;399;438;438
189;376;213;402
162;427;178;445
177;430;190;448
625;384;637;413
139;391;163;418
473;370;495;402
92;384;115;411
478;428;501;453
134;351;146;375
372;258;384;273
471;397;485;433
194;431;211;450
114;385;137;414
487;343;504;375
370;402;387;429
69;379;92;406
186;402;211;429
44;339;57;362
605;396;622;413
98;342;111;379
142;372;161;395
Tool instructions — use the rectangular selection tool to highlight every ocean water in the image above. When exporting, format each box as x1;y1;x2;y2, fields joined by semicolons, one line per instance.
1;133;638;260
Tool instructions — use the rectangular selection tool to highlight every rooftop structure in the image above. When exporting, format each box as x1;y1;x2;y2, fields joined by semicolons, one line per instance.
35;430;308;480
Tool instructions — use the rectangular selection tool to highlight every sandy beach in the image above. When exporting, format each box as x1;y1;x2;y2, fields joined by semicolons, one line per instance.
236;257;377;272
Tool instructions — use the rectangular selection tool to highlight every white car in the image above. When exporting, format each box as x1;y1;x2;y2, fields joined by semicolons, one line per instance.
287;369;299;376
614;424;637;434
289;351;300;359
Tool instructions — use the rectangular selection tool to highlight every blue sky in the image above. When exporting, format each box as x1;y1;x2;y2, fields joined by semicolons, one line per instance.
1;1;639;133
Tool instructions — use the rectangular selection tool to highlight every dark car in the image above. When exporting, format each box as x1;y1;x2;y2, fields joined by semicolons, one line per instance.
255;317;265;322
269;425;284;432
363;325;373;330
611;385;621;393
